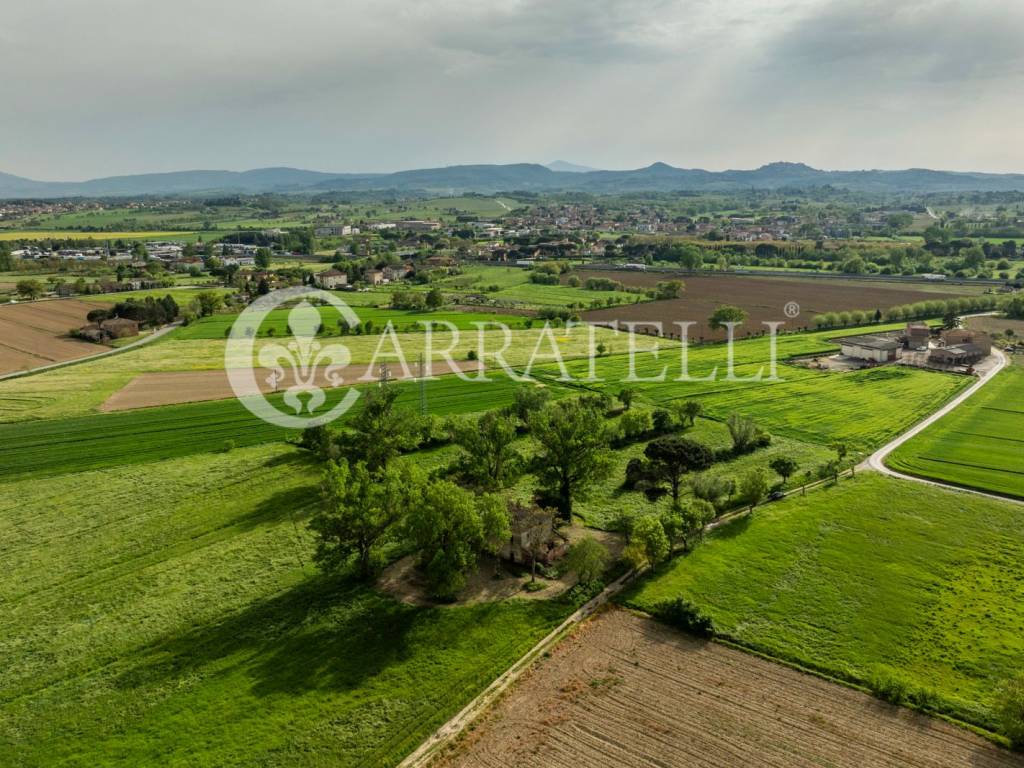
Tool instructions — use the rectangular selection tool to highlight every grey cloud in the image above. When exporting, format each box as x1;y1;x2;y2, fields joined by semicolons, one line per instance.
1;0;1023;178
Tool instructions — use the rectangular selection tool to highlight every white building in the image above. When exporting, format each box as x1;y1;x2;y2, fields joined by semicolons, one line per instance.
837;334;901;363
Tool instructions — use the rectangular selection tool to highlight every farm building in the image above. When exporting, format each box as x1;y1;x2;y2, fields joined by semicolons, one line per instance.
100;318;140;339
903;322;931;349
942;329;992;354
930;330;991;366
382;264;413;282
929;344;988;366
499;504;563;566
315;269;348;289
836;334;902;363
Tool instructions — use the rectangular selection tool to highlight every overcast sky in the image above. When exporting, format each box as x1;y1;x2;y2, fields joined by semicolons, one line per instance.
3;0;1023;180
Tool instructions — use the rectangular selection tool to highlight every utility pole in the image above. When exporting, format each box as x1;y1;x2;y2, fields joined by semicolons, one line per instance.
418;354;427;415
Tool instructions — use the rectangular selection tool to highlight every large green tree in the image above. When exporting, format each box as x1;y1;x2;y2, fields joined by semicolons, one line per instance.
565;536;609;584
644;435;713;506
404;481;510;598
15;279;43;300
529;399;613;522
450;410;523;490
310;460;416;579
0;242;13;271
708;304;747;330
339;384;418;470
624;515;670;570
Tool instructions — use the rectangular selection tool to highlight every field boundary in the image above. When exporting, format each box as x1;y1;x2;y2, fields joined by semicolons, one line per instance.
871;348;1024;505
0;321;180;382
397;569;642;768
400;349;1016;765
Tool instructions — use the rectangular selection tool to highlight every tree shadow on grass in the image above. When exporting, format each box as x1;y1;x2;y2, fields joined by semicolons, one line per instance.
229;483;320;533
113;576;422;698
711;513;752;540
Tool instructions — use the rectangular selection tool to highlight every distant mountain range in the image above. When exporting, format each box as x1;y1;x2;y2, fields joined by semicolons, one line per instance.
3;161;1024;198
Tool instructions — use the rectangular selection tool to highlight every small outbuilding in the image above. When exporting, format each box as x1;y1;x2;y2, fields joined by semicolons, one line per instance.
100;317;140;339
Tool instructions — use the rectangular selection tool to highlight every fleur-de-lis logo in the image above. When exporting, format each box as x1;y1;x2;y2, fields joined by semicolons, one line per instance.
257;300;351;414
226;287;361;429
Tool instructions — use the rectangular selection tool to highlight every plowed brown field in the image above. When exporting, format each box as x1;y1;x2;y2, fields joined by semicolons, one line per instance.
441;608;1022;768
575;272;975;341
0;299;104;375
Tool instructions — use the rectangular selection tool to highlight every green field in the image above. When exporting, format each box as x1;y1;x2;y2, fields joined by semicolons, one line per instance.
887;357;1024;498
524;416;834;529
0;373;537;479
428;264;646;309
624;472;1024;731
534;327;970;454
174;306;533;340
0;230;203;241
0;443;566;767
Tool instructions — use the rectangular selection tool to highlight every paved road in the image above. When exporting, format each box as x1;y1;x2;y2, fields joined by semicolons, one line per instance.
0;321;181;382
864;348;1021;505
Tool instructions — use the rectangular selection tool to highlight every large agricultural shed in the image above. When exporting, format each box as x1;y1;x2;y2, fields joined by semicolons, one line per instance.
836;334;902;362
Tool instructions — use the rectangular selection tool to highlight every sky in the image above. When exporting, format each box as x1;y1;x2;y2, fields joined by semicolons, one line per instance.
3;0;1024;180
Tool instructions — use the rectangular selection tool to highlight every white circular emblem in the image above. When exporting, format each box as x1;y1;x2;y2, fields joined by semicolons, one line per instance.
225;286;362;428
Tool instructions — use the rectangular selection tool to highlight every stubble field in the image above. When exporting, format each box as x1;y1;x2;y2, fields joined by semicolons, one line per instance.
441;608;1023;768
0;298;104;375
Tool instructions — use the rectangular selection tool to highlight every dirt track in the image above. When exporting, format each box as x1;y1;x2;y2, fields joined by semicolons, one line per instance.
575;273;975;341
440;608;1023;768
0;299;104;375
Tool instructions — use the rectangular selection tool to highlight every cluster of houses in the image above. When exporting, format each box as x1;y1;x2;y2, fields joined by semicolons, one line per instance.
314;220;442;238
836;322;992;369
314;262;417;290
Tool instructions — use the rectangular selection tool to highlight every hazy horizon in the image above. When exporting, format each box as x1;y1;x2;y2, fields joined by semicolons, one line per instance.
4;0;1024;179
8;158;1024;184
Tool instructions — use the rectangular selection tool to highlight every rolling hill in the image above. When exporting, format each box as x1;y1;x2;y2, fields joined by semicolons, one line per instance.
4;161;1024;198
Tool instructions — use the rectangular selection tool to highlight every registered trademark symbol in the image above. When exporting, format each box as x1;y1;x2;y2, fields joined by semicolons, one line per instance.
784;301;801;318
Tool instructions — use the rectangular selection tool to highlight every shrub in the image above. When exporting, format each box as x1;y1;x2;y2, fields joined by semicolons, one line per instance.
618;409;653;443
996;673;1024;748
651;409;673;434
622;457;650;491
651;597;715;637
565;537;610;584
869;668;910;705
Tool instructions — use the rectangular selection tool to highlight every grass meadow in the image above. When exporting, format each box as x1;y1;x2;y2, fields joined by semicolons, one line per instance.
0;230;203;241
0;443;566;767
534;327;970;454
0;373;541;479
623;472;1024;733
173;305;534;340
0;325;676;422
429;264;647;308
887;357;1024;498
